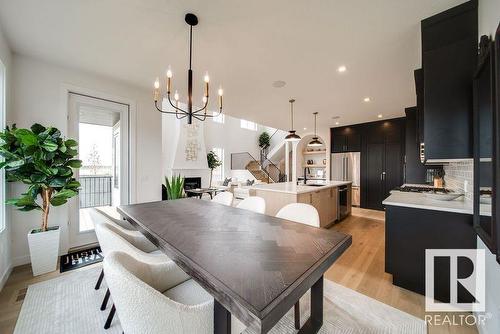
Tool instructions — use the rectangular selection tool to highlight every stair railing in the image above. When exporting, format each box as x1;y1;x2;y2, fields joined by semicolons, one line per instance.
231;152;286;183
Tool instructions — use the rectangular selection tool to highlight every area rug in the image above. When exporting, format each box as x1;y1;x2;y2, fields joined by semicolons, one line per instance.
59;246;103;273
14;266;426;334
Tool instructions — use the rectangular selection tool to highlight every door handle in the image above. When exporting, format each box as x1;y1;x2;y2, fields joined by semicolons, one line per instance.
382;172;386;181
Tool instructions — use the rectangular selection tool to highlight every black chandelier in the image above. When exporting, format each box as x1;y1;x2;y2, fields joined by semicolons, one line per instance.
153;13;223;124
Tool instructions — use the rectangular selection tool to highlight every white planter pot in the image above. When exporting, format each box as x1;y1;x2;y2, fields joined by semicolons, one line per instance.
27;226;60;276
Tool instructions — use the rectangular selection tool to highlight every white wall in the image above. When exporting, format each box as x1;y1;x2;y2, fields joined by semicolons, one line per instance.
9;54;162;266
477;1;500;333
0;23;12;290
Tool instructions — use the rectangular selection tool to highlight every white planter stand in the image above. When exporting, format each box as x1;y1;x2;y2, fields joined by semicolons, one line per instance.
27;226;60;276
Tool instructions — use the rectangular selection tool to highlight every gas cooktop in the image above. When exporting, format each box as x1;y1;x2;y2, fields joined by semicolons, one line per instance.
394;184;451;193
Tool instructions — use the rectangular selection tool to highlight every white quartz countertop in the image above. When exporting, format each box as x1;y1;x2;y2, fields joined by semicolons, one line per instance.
251;181;352;194
383;191;491;216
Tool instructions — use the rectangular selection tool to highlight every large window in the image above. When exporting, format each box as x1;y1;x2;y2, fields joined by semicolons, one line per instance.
0;60;5;233
240;119;257;131
212;147;224;181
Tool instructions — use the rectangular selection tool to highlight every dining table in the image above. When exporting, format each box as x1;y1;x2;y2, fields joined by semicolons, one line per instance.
118;198;352;334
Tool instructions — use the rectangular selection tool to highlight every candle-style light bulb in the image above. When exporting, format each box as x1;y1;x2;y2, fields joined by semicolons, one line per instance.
202;96;207;103
166;67;172;78
153;78;160;101
218;87;223;110
218;87;224;96
204;72;210;83
174;91;179;101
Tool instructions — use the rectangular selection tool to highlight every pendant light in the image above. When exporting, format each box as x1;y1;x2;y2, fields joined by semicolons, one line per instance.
308;112;323;147
285;99;301;141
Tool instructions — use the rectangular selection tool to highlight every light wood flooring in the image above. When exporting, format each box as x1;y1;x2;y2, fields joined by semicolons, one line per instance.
0;208;478;334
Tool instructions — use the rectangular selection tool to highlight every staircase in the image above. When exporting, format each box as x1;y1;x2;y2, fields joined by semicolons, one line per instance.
231;152;286;183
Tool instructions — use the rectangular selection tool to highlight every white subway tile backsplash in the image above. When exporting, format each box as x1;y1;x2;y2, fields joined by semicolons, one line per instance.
443;159;473;201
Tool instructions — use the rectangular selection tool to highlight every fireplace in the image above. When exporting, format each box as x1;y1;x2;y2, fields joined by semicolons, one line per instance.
184;177;202;197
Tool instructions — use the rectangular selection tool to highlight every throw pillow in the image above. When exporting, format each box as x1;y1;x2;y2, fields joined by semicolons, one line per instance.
246;179;255;186
222;177;232;186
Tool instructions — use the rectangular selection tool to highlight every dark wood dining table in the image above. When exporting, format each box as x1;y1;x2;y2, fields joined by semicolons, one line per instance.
118;198;351;334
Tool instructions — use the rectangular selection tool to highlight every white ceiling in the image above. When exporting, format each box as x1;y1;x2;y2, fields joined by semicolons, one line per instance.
0;0;468;133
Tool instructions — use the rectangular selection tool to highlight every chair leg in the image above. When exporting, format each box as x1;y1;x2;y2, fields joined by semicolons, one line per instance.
104;304;116;330
95;268;105;290
294;301;300;329
101;288;110;311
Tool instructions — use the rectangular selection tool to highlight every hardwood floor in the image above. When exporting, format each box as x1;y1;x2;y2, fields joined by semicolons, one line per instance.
0;208;478;334
325;209;478;334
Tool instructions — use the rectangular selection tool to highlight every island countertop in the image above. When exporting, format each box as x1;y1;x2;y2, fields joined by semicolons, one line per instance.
250;181;352;195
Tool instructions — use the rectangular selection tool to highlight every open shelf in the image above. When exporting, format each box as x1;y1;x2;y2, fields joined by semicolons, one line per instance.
303;150;327;155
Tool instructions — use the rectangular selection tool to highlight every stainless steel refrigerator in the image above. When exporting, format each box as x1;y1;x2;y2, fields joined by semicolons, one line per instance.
330;152;360;186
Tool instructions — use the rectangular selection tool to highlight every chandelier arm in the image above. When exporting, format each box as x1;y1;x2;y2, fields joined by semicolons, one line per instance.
166;95;189;114
192;99;210;114
154;101;184;115
192;114;207;122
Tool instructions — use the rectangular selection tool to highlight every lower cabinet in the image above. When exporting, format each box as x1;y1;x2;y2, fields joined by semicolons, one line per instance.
297;187;339;228
385;205;476;301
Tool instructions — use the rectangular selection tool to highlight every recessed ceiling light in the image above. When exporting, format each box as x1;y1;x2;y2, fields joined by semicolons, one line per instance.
335;121;339;125
378;114;383;118
337;65;347;73
363;97;371;102
303;127;307;130
272;80;286;88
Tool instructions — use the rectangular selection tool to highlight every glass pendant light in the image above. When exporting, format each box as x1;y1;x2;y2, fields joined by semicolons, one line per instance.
285;99;301;141
308;112;323;147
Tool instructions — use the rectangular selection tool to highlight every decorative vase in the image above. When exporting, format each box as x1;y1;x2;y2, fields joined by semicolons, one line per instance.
27;226;60;276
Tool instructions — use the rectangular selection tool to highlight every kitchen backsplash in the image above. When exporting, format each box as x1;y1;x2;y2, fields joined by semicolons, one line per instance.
443;159;473;201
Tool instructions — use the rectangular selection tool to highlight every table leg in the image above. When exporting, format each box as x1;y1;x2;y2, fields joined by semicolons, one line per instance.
298;275;323;334
214;299;231;334
209;192;213;199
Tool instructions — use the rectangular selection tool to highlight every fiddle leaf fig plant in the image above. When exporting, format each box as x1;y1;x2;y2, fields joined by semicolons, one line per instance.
0;124;82;232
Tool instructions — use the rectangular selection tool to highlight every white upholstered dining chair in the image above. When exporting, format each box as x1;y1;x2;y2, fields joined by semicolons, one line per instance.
95;206;136;230
211;191;234;206
276;202;320;329
276;203;320;227
104;251;246;334
236;196;266;214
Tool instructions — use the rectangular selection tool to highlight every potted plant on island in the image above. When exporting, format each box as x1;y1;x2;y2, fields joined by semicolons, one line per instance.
164;175;185;200
0;124;81;276
207;150;222;188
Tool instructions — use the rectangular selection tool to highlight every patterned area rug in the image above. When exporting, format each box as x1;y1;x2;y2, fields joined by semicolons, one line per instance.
15;267;426;334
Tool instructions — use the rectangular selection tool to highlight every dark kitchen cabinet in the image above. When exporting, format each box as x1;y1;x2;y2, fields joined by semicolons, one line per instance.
404;107;427;184
330;126;361;153
420;0;477;161
414;69;424;144
361;118;405;210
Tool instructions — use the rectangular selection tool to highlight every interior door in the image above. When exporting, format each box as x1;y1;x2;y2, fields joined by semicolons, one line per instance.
366;143;385;210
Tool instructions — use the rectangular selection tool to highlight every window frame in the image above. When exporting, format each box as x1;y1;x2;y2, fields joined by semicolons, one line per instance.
240;119;257;131
0;59;6;233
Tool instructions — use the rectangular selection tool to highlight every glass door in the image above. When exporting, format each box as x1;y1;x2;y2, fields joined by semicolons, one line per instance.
68;93;129;249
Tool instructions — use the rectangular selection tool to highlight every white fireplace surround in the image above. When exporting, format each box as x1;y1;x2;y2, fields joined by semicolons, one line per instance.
171;168;211;189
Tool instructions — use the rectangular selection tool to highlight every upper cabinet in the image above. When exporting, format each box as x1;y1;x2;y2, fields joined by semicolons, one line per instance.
420;0;478;161
331;126;361;153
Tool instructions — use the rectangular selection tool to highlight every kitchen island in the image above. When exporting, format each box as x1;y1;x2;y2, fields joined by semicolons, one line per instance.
251;181;352;227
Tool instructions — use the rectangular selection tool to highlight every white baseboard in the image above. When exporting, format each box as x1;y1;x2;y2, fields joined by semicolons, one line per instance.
0;264;12;291
12;254;31;267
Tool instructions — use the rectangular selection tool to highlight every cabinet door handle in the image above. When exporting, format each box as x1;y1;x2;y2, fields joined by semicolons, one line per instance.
382;172;386;181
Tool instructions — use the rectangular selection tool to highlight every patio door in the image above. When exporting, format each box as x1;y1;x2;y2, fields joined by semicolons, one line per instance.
68;93;130;249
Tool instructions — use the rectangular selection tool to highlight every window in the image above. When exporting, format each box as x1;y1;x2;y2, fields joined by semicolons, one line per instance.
0;60;5;233
240;119;257;131
212;112;225;124
212;147;224;181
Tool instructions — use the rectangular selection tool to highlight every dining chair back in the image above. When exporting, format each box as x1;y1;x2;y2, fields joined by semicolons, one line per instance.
211;191;234;206
236;196;266;214
276;203;320;227
104;251;246;334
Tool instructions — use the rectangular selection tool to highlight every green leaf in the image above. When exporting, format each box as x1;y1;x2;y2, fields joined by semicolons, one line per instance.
49;177;67;188
66;159;82;168
50;197;67;206
30;123;46;134
53;189;77;199
30;173;47;183
57;166;72;177
14;129;38;146
6;159;24;168
41;139;58;152
66;180;81;189
65;139;78;148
